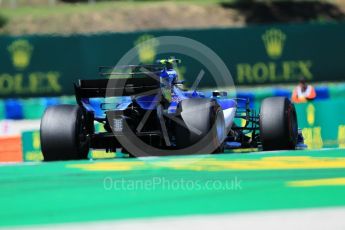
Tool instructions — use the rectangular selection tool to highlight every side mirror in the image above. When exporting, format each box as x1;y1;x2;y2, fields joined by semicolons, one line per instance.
212;91;227;97
175;80;185;85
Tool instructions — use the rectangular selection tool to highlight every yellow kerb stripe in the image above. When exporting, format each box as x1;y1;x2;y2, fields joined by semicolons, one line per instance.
67;156;345;172
287;177;345;187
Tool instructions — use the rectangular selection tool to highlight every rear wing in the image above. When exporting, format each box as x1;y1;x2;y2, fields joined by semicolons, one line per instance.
74;77;160;98
74;65;163;100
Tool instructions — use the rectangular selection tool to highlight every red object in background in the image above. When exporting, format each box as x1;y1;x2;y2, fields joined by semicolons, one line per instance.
0;136;23;162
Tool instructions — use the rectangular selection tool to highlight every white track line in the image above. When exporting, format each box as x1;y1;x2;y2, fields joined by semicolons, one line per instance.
12;206;345;230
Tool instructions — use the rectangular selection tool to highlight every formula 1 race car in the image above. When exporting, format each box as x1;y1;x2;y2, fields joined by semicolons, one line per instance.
40;59;305;161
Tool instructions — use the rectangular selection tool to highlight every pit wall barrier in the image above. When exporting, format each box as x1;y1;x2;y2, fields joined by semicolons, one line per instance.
0;83;344;162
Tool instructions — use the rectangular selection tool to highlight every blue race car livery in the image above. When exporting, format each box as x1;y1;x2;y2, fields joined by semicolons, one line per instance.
40;59;305;161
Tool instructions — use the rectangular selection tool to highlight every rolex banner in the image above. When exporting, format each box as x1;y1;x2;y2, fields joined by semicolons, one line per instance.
0;22;345;98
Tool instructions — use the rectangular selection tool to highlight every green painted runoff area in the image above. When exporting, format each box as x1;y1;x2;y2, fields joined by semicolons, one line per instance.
0;148;345;227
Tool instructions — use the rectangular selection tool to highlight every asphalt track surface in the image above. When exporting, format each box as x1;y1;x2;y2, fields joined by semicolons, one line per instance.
1;148;345;228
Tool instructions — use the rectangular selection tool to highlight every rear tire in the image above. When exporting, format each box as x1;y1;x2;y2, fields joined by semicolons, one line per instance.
260;97;298;151
40;105;89;161
175;98;226;154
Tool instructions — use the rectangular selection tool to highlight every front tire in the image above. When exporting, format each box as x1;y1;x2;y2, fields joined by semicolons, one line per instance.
40;105;89;161
260;97;298;151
